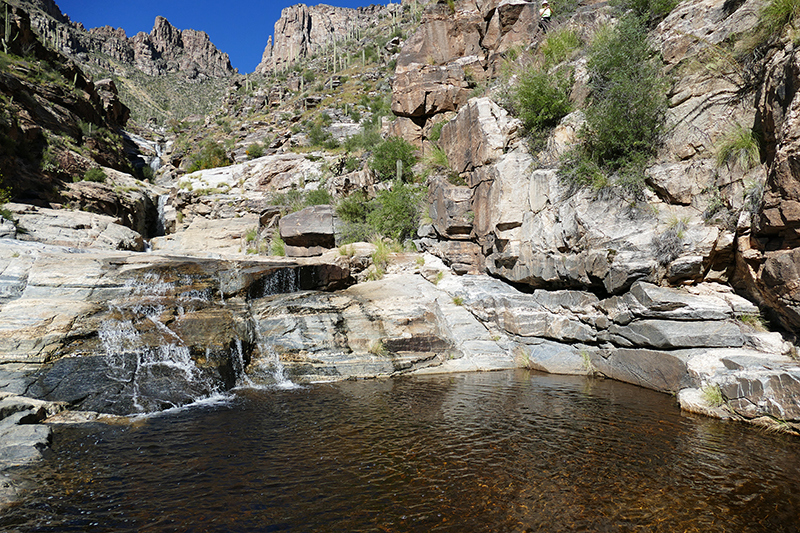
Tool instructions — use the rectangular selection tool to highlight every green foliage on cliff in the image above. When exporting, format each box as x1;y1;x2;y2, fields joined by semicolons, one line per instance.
515;67;573;133
370;137;418;182
561;14;668;198
80;167;107;183
187;141;232;172
760;0;800;35
0;180;12;222
611;0;679;25
336;182;425;243
714;123;761;170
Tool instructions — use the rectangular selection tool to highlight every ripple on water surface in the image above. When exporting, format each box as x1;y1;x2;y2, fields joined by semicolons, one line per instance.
4;369;800;532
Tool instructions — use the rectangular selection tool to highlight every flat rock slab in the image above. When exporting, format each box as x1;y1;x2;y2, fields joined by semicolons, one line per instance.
592;348;691;393
610;319;744;349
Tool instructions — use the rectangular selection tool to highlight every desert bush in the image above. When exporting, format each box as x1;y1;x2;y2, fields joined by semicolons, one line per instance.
540;27;582;67
514;66;573;132
0;182;12;222
307;123;339;149
366;182;425;240
561;15;668;198
714;123;761;170
82;167;106;183
345;126;382;151
187;141;231;172
246;142;265;159
611;0;679;25
335;183;425;243
304;188;332;206
584;16;667;164
370;136;418;182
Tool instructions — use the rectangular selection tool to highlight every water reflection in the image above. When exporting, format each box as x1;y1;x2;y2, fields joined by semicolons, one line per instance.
4;370;800;532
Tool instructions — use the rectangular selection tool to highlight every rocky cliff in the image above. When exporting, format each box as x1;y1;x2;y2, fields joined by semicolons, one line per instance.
255;2;401;74
8;0;234;123
0;3;135;205
15;0;234;78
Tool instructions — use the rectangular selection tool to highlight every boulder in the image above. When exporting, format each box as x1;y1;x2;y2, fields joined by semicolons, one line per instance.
429;178;473;240
279;204;336;256
5;203;144;251
439;97;522;173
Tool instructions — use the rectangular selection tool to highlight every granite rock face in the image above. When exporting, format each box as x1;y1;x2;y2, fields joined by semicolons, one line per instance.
390;0;539;143
24;2;234;79
0;239;352;414
255;3;396;74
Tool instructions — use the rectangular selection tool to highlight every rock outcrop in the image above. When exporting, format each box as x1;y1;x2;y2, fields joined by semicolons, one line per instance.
17;0;235;79
279;204;337;257
390;0;542;146
255;3;397;74
736;41;800;333
0;239;352;414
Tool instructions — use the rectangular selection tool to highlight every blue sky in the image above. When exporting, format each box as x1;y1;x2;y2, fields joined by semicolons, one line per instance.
56;0;390;73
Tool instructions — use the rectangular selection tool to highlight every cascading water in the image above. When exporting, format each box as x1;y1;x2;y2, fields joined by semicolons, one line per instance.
231;339;255;388
258;267;298;297
97;272;235;413
241;267;301;389
155;194;168;237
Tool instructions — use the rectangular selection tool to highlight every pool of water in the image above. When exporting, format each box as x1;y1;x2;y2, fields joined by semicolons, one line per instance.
3;370;800;532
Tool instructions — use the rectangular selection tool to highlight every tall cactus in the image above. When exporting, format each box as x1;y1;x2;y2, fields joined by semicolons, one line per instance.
2;1;17;55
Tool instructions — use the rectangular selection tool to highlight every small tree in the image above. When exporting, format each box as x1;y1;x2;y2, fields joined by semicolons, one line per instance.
370;136;418;182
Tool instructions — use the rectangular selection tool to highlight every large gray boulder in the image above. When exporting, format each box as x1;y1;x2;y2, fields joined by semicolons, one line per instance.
6;203;145;251
279;204;336;257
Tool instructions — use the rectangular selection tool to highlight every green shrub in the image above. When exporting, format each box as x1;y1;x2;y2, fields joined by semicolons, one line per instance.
345;127;383;151
270;228;286;256
715;123;761;170
760;0;800;35
344;156;360;173
611;0;678;25
304;188;332;206
428;122;445;142
246;143;265;159
307;123;339;149
0;183;13;222
272;189;306;213
514;66;573;132
584;16;667;164
336;190;371;223
370;136;418;182
540;27;582;67
561;15;668;198
188;141;231;172
366;182;425;241
82;167;107;183
335;183;425;243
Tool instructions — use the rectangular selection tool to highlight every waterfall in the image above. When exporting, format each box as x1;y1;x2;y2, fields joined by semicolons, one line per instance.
231;339;255;388
257;267;299;298
155;194;168;237
98;272;230;414
254;342;296;389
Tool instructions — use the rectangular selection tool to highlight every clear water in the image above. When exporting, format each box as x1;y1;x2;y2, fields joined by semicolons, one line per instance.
4;370;800;532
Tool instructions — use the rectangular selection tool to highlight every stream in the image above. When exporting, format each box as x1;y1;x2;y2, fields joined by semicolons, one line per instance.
3;369;800;532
